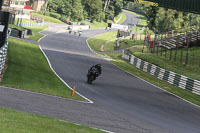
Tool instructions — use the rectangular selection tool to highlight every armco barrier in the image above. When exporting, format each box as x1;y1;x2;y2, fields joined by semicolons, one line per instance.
0;33;8;74
122;51;200;95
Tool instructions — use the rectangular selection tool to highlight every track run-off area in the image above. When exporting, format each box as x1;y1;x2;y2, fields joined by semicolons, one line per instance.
1;11;200;133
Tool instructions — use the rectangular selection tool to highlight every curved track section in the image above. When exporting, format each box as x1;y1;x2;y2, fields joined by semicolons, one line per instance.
0;11;200;133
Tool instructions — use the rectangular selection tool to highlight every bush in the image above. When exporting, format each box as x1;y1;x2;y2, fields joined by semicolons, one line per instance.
50;12;61;19
44;12;51;17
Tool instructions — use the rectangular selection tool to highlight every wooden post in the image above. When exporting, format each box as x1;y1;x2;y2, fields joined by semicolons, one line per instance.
185;39;189;65
174;48;177;62
180;51;183;62
192;53;194;66
170;49;172;60
71;86;76;96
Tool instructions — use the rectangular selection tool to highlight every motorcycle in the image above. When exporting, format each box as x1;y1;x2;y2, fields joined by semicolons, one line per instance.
87;67;99;84
78;31;82;36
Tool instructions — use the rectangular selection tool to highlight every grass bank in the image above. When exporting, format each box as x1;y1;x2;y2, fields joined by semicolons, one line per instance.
32;12;65;24
0;107;104;133
1;38;84;101
26;25;48;41
88;32;117;51
129;45;200;80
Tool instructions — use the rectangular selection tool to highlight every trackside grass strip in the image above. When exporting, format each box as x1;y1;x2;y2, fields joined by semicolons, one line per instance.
106;53;200;106
0;107;105;133
0;38;85;101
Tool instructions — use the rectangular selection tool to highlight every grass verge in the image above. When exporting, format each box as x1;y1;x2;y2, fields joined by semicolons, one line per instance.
26;25;48;41
104;53;200;106
32;12;66;24
0;107;104;133
0;38;85;101
115;12;126;24
88;32;117;51
9;24;26;31
128;46;200;80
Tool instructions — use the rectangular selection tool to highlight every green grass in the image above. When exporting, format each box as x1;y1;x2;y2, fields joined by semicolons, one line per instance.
88;21;108;29
84;12;126;29
88;32;117;51
128;46;200;80
27;32;44;41
32;12;65;24
102;53;200;106
26;25;48;32
14;19;36;24
1;38;85;101
25;25;48;41
0;107;104;133
9;24;26;31
115;12;126;24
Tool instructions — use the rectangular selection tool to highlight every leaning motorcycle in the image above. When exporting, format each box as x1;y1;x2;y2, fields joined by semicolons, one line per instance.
87;68;98;84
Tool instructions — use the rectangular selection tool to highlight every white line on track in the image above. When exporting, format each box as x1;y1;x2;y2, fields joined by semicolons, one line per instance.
59;120;115;133
37;26;94;103
39;45;94;104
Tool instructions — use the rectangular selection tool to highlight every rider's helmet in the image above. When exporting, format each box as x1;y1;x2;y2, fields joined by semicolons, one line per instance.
96;63;101;68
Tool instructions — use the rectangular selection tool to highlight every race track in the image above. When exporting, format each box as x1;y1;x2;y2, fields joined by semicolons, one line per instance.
1;11;200;133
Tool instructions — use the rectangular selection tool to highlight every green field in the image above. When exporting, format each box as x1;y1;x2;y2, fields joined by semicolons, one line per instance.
1;38;85;101
0;107;104;133
88;32;117;51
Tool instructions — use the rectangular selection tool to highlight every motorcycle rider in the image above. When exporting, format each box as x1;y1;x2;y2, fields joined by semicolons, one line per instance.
78;28;82;36
87;64;102;83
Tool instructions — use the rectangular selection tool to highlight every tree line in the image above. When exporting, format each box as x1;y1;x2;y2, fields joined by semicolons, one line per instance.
124;2;200;34
41;0;123;22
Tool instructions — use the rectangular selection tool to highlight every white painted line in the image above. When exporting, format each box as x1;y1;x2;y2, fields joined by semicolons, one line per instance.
1;86;88;104
38;34;46;42
85;33;200;109
36;26;94;103
59;120;115;133
39;45;94;104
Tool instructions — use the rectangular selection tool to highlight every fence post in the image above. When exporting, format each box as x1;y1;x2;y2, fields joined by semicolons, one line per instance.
156;45;158;55
192;53;194;66
170;49;172;60
185;39;189;65
165;48;167;58
199;57;200;68
174;48;177;62
180;51;183;62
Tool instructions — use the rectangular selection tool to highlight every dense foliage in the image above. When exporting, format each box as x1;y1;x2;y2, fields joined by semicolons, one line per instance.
44;0;123;22
124;2;200;34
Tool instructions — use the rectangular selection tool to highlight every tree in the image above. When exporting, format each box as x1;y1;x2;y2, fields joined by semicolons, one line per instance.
82;0;104;22
71;0;84;21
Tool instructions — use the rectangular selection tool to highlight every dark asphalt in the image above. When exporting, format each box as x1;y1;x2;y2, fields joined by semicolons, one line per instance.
1;11;200;133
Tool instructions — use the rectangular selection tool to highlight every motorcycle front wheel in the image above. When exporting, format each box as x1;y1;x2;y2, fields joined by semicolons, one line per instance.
87;74;95;84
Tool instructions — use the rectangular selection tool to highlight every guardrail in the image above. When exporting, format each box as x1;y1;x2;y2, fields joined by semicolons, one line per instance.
0;33;8;74
122;50;200;95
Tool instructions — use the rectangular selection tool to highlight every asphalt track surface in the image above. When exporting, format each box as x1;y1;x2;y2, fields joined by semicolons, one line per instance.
1;11;200;133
